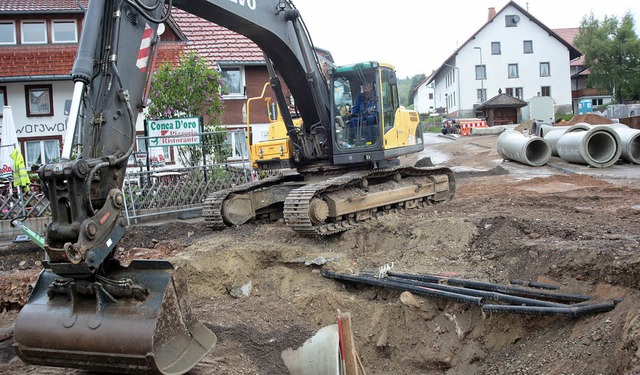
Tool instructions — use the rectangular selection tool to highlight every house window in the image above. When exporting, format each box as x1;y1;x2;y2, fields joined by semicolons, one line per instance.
0;86;6;117
515;87;523;100
508;64;519;78
21;21;47;44
221;67;245;98
506;87;524;100
491;42;501;55
0;22;16;45
25;84;54;117
475;65;486;80
541;86;551;97
477;89;487;103
540;62;551;77
52;20;78;43
592;98;603;106
225;129;249;161
428;93;433;100
25;138;61;168
523;40;533;54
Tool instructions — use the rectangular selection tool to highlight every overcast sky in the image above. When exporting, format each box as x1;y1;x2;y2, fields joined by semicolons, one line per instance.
293;0;640;78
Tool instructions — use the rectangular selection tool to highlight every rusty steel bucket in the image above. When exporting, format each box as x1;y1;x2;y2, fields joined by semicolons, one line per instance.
13;260;216;374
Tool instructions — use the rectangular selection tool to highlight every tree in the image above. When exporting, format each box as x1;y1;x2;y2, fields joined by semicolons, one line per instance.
398;74;427;107
408;73;426;103
574;12;640;103
147;52;227;166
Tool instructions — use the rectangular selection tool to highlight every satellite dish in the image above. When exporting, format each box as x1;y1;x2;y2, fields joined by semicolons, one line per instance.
513;15;520;23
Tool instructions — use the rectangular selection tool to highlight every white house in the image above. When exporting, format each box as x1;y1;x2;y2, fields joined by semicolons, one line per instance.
422;1;581;119
411;74;435;114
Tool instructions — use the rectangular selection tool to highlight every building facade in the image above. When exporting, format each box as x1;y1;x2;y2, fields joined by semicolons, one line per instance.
423;1;580;120
0;2;321;169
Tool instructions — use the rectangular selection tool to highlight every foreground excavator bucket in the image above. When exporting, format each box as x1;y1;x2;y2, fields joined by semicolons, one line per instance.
13;260;216;374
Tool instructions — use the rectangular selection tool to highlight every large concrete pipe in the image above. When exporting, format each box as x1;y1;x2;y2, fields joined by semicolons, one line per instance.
470;124;518;136
497;130;552;167
556;125;621;168
589;123;640;164
543;123;591;156
532;122;552;137
538;124;556;137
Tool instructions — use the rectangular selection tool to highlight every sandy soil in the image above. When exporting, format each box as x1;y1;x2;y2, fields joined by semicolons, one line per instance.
1;133;639;374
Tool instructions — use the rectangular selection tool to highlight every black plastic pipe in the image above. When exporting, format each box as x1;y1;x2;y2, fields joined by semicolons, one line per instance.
481;301;618;317
387;271;591;303
322;271;483;306
509;278;560;290
385;276;567;308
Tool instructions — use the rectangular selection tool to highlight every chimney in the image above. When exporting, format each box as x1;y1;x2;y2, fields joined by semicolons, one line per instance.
488;7;497;21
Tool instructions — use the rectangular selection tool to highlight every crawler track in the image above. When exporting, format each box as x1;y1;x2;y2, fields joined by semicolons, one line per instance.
203;175;295;229
284;166;455;235
203;166;455;235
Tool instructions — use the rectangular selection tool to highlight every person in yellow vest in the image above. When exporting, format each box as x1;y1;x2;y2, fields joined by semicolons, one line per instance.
10;148;30;192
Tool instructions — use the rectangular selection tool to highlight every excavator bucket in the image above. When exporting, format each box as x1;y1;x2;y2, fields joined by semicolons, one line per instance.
13;260;216;374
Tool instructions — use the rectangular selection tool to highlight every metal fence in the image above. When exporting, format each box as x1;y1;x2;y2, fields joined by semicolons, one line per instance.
0;130;265;238
122;162;255;224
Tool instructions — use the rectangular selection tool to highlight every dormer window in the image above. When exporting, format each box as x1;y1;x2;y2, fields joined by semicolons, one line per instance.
505;15;520;27
52;20;78;43
0;22;16;45
21;20;47;44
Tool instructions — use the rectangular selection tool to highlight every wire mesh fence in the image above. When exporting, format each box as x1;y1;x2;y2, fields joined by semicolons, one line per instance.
0;130;271;238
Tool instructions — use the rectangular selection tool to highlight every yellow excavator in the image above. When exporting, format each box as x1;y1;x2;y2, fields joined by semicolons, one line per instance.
12;0;455;373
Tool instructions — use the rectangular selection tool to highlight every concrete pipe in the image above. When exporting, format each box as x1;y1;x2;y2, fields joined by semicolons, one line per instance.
532;122;552;137
556;125;621;168
592;124;640;164
471;126;506;136
543;123;591;156
583;124;638;164
538;124;556;137
497;130;552;167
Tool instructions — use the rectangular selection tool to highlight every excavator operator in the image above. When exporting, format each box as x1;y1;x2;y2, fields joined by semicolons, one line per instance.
349;83;377;145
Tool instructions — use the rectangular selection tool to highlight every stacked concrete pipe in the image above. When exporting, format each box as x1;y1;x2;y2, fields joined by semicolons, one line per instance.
497;130;552;167
603;124;640;164
543;123;591;156
556;125;621;168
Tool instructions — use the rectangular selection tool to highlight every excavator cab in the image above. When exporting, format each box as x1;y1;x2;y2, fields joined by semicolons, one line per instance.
331;62;424;167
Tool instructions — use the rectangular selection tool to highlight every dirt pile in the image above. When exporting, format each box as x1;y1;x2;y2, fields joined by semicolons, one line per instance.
1;136;639;374
565;113;614;125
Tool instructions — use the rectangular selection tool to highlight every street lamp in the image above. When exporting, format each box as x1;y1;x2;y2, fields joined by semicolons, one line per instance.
473;46;484;102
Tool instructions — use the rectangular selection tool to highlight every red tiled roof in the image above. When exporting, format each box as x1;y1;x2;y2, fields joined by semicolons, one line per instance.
170;8;264;67
553;27;585;66
0;0;87;13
